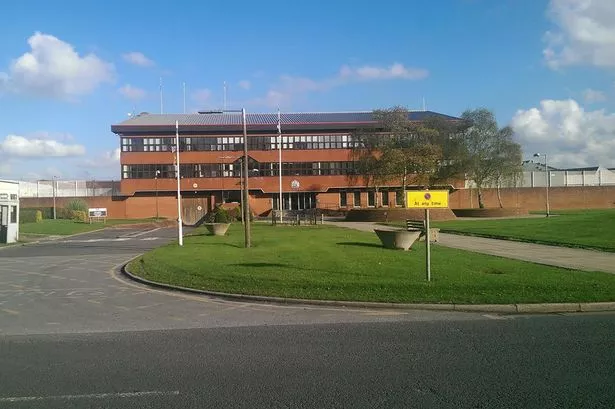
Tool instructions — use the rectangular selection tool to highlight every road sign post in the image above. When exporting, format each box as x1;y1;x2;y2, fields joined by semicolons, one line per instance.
406;190;449;282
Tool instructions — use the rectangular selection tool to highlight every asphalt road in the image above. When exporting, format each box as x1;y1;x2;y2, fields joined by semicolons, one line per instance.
1;227;614;408
0;227;479;336
2;317;614;408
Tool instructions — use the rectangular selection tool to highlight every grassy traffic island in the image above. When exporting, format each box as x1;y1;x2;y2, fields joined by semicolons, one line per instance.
128;223;615;305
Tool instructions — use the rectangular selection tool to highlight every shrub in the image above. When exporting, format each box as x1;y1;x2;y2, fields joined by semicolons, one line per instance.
20;208;52;223
35;210;43;223
66;199;88;213
206;206;231;223
72;210;88;223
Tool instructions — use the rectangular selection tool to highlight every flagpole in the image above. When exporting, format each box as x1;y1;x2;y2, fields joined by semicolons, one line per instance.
175;120;183;246
277;108;283;223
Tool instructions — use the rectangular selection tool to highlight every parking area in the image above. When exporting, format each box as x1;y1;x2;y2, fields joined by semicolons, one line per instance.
0;227;483;336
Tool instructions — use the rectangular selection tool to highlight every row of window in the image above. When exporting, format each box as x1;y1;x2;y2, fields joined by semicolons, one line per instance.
339;190;404;207
121;161;357;179
120;134;360;152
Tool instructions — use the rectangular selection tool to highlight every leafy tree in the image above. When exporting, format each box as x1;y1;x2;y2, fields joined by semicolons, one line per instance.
351;106;466;206
459;108;523;208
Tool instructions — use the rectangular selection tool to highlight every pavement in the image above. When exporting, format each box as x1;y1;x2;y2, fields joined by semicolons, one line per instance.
0;226;486;337
3;316;615;408
326;221;615;274
1;226;615;408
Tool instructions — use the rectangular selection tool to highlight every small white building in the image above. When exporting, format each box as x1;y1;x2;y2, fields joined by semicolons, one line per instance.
0;179;19;244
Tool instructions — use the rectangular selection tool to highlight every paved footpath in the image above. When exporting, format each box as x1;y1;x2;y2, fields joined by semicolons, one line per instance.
325;221;615;274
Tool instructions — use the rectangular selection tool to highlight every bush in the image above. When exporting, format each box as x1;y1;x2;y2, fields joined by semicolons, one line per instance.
20;208;52;223
35;210;43;223
66;199;88;213
206;206;231;224
72;210;88;223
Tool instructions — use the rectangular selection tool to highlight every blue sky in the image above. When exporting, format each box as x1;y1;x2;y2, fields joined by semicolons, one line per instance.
1;0;614;180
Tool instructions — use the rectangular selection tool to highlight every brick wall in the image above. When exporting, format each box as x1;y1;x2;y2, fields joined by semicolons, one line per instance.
450;186;615;210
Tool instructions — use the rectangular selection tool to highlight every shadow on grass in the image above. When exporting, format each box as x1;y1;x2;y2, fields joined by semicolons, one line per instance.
336;241;383;249
192;242;244;249
231;262;288;268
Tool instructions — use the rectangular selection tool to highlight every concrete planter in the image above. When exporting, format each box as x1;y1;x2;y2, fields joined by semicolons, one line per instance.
374;229;421;251
204;223;231;236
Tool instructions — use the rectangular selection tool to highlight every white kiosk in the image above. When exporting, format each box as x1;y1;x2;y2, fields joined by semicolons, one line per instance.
0;179;19;244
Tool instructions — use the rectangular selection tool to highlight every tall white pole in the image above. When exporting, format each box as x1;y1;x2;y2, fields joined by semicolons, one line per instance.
277;108;283;223
242;108;251;248
545;154;550;217
175;120;183;246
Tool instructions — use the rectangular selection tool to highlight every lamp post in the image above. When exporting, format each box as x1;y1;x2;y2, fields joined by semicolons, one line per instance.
155;169;161;219
175;121;183;246
533;153;550;217
199;109;251;248
52;176;58;220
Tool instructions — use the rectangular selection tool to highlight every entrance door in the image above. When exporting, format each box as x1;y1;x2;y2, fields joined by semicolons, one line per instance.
0;205;8;243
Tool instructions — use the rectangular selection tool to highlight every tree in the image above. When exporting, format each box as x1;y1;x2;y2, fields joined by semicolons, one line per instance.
460;108;523;208
351;106;465;206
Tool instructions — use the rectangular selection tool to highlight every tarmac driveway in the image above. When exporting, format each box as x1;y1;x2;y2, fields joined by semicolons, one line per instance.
0;227;482;336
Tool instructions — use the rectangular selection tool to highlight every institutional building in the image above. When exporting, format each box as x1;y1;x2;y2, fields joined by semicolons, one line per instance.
111;111;464;222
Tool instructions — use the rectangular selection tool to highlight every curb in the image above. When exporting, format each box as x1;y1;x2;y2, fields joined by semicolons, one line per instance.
120;263;615;314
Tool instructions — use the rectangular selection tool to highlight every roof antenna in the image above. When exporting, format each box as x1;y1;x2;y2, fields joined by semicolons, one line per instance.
159;77;164;114
223;81;227;110
182;82;186;114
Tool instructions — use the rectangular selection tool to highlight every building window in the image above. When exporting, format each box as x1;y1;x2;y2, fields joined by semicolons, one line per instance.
395;190;404;207
381;190;389;206
367;191;375;207
10;206;17;223
353;191;361;207
339;191;347;207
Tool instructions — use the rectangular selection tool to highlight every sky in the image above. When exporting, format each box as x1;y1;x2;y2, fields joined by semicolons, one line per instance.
1;0;614;180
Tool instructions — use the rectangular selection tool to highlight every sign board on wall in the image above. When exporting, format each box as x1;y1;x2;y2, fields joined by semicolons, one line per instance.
88;208;108;218
406;190;449;208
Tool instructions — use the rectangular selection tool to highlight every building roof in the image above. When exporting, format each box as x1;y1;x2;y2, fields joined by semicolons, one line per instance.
111;110;464;133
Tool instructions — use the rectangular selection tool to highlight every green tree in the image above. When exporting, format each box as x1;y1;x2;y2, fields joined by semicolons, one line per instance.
351;106;466;206
460;108;523;208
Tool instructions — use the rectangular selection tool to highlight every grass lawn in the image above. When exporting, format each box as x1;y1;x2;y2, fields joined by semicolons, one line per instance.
128;223;615;304
383;209;615;252
20;218;163;236
432;209;615;252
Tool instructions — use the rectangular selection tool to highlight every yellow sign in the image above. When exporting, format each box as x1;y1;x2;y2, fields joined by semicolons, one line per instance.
406;190;449;208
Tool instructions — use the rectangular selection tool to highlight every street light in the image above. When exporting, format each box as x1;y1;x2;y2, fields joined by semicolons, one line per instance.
533;153;550;217
199;109;251;248
52;176;59;220
155;169;161;219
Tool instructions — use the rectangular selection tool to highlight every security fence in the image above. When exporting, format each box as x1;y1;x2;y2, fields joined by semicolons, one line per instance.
18;180;121;198
469;169;615;188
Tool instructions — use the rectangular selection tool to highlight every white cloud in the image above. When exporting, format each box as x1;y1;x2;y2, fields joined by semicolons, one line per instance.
339;63;429;81
511;99;615;168
238;80;251;90
191;88;212;105
81;148;120;169
118;84;146;101
122;51;155;67
0;134;86;157
583;88;606;103
251;62;428;108
0;32;114;99
0;162;10;175
544;0;615;69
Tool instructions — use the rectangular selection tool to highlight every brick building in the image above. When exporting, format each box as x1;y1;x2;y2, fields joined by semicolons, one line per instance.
111;110;464;222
